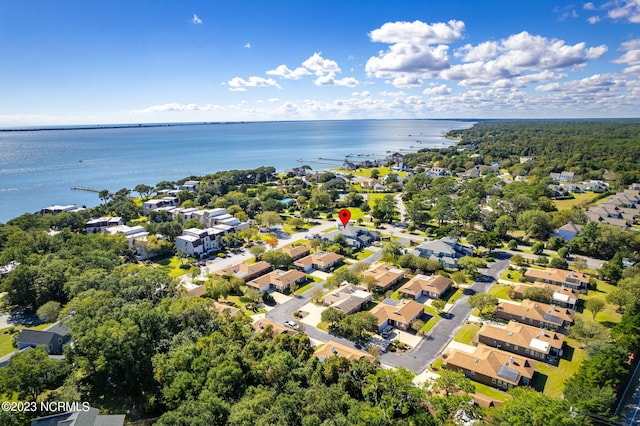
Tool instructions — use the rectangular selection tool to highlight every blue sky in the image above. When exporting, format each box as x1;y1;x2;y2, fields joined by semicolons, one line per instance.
0;0;639;125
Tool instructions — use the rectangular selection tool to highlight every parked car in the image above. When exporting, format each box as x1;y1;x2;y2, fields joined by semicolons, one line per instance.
284;320;299;330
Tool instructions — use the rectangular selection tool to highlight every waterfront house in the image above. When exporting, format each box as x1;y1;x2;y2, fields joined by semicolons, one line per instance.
38;204;83;215
315;340;375;362
30;407;125;426
477;321;564;364
178;180;199;191
550;171;575;182
175;227;226;258
370;298;425;332
495;299;574;330
361;263;405;291
523;267;590;293
446;346;536;390
398;274;452;300
142;196;178;214
85;216;123;234
215;261;273;282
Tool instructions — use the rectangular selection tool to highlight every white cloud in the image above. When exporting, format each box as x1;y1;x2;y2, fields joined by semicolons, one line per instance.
266;64;311;79
606;0;640;23
441;32;607;86
268;98;280;103
134;103;220;113
314;75;359;87
423;84;452;95
227;76;282;91
613;38;640;73
244;42;251;48
588;15;601;23
584;2;597;10
368;19;465;45
302;52;341;76
192;14;202;24
365;20;464;87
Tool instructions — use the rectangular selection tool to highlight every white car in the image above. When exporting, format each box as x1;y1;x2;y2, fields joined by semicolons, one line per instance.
284;320;299;329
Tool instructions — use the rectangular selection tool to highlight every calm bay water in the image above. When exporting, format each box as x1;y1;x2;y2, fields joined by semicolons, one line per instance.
0;119;474;223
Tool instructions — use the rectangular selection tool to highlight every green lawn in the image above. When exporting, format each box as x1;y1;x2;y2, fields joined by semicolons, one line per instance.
317;322;329;331
157;256;192;278
577;280;622;324
473;382;511;402
355;249;375;261
295;283;315;295
488;284;515;300
535;338;586;398
443;288;463;304
0;323;53;357
553;192;599;210
453;324;480;345
500;268;522;282
420;316;440;334
366;193;392;206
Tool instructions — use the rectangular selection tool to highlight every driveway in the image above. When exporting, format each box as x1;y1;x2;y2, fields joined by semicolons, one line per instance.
299;302;325;327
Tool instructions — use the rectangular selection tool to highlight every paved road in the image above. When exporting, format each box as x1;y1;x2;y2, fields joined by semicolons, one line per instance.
379;252;511;372
266;247;510;374
617;356;640;425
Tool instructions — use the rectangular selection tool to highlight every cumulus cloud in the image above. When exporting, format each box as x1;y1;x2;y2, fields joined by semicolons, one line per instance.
302;52;341;76
588;15;601;23
441;31;607;86
227;76;281;91
606;0;640;23
365;20;464;86
613;38;640;73
314;75;359;87
584;2;597;10
192;14;202;24
266;64;311;79
423;84;452;95
244;42;251;48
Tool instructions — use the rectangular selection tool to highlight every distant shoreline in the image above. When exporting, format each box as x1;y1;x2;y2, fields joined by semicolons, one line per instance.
0;118;478;133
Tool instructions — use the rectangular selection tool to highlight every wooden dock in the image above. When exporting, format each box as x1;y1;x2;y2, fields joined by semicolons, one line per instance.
71;186;101;193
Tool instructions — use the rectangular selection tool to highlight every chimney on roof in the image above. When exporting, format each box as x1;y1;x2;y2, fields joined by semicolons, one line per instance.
510;357;515;364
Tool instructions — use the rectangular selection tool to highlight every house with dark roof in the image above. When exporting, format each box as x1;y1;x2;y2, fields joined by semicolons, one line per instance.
554;222;583;241
30;406;125;426
322;226;379;249
411;237;473;268
17;324;70;355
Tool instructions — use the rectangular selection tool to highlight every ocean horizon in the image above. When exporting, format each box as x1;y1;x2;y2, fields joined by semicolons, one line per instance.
0;119;475;223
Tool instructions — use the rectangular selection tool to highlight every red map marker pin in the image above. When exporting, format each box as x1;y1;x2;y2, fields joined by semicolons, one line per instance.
338;209;351;227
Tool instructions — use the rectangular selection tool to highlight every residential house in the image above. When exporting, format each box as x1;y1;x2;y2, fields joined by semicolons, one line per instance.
215;261;273;282
178;180;199;191
175;227;226;258
212;301;241;317
361;263;405;291
446;346;536;390
279;245;311;261
520;157;534;164
370;298;425;332
323;285;373;314
495;299;574;330
523;267;590;293
477;321;565;364
315;340;375;362
512;282;579;309
550;171;575;182
104;225;152;260
252;319;297;336
85;216;123;234
411;237;473;268
17;324;70;355
294;252;343;273
30;407;125;426
554;222;583;241
142;196;178;214
38;204;83;215
425;167;450;178
398;274;452;300
322;226;380;249
247;269;307;292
